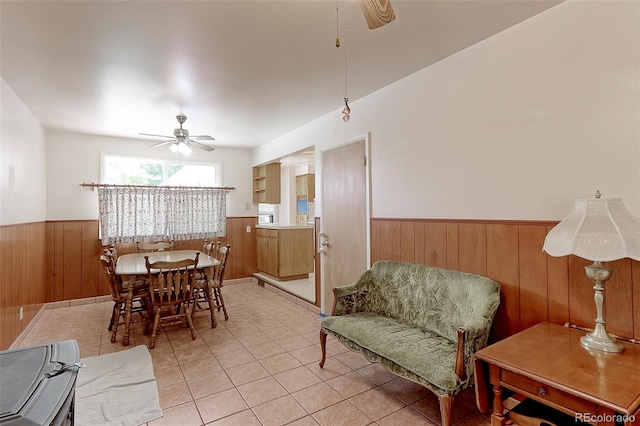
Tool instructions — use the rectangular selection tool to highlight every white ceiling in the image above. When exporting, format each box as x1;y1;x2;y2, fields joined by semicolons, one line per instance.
1;0;561;149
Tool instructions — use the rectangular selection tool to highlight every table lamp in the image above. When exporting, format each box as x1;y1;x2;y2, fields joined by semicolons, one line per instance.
542;191;640;353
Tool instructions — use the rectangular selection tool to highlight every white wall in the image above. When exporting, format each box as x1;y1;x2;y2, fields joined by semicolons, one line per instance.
253;0;640;221
279;165;295;226
45;129;255;220
0;78;46;226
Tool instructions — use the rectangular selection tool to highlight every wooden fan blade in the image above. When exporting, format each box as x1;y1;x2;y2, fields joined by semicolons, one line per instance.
150;140;176;148
358;0;395;29
188;140;215;152
190;135;215;141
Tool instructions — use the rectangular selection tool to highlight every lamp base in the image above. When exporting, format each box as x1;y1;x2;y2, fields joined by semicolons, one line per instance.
580;333;624;353
581;261;625;353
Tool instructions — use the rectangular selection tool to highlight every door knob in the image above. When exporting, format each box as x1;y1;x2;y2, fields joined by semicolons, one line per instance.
318;233;328;253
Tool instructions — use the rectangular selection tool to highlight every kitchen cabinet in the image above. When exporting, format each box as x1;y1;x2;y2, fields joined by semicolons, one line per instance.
253;163;281;204
256;226;314;280
295;174;315;225
296;174;315;200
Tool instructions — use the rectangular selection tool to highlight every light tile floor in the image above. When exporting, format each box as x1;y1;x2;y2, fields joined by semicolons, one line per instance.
17;282;490;426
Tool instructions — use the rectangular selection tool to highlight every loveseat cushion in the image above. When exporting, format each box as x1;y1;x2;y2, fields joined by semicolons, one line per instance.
322;313;461;392
354;261;500;343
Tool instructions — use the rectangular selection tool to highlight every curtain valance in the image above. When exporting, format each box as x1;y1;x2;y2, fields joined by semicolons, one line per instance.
97;186;231;245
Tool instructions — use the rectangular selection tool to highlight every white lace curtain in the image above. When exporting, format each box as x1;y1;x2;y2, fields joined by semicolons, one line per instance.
98;186;229;245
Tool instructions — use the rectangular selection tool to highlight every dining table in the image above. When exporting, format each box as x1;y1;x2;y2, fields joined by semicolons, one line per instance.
115;249;220;346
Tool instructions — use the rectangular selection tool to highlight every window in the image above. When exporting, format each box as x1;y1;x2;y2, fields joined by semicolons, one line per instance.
258;203;277;224
101;154;221;187
98;154;228;244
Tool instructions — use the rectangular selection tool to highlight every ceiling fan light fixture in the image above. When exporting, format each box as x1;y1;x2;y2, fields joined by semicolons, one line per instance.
178;142;191;156
169;141;191;156
143;114;214;153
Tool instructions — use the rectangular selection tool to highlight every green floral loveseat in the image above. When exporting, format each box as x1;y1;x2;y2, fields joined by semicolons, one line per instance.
319;260;500;426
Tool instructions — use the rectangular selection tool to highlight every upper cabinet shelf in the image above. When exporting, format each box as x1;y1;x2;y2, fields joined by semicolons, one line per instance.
295;173;315;225
252;163;281;204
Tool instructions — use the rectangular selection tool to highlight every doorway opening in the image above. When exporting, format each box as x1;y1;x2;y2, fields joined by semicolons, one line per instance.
254;147;319;307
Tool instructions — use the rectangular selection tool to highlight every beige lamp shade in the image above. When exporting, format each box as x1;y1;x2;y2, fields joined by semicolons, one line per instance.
543;197;640;262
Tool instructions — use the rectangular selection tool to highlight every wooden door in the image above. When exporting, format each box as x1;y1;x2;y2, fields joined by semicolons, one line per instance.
321;140;368;314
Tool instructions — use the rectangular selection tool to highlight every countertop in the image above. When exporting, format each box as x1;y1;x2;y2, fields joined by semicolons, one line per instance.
256;224;314;230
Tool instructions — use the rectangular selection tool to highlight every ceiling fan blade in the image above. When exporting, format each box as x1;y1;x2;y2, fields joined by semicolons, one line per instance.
358;0;395;30
150;140;176;148
189;135;215;141
140;133;173;138
188;140;215;152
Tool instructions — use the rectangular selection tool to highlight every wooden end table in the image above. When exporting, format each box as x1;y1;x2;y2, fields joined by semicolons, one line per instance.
474;322;640;425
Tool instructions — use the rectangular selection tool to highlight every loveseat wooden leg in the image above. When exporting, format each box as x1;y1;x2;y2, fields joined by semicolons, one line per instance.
438;394;453;426
319;329;327;368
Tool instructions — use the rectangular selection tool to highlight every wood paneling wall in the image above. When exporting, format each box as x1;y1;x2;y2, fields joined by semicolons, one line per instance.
371;218;640;343
46;220;104;301
1;217;257;350
45;217;259;303
0;222;47;350
7;216;637;350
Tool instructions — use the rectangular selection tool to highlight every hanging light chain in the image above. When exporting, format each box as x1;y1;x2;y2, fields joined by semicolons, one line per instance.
336;2;341;48
338;1;350;122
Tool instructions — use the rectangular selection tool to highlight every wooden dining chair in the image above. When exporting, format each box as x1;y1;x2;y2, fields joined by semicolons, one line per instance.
100;250;148;343
212;243;230;321
192;240;216;282
191;243;230;328
144;253;199;349
137;240;174;252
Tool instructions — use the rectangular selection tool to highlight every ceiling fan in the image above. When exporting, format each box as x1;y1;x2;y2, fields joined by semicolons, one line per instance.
141;114;215;154
358;0;395;30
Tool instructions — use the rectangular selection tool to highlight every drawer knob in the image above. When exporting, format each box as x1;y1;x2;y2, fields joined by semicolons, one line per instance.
538;387;547;396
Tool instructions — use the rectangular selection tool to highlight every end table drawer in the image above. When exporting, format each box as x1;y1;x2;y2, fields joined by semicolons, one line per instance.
501;370;596;415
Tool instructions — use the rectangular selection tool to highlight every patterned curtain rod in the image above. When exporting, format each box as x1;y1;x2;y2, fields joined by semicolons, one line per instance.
80;182;236;191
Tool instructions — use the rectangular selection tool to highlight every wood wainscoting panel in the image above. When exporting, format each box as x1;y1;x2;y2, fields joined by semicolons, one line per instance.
46;221;101;302
45;223;56;303
46;217;258;303
0;222;47;351
546;246;570;325
458;223;486;276
242;217;258;279
413;221;425;266
378;220;394;262
51;222;65;302
399;221;416;263
517;225;550;330
62;222;83;301
486;224;520;340
446;223;459;270
371;218;640;343
82;221;101;297
423;222;447;269
370;220;381;264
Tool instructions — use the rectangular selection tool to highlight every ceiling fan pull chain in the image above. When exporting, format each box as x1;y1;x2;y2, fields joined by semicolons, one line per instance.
335;3;341;48
333;1;353;122
342;97;350;122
